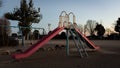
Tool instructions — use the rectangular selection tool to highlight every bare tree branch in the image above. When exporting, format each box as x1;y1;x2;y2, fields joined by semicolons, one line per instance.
85;20;97;36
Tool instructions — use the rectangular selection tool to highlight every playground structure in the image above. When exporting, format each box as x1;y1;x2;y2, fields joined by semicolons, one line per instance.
11;11;99;60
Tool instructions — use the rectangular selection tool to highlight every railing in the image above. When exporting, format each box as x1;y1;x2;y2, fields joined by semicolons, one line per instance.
58;11;77;28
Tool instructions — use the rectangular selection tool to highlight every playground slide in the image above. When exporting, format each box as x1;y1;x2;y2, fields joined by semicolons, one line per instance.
75;28;99;50
12;27;64;60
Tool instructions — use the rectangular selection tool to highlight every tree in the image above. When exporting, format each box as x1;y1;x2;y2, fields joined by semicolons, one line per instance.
115;18;120;35
0;18;11;36
4;0;42;37
0;18;11;46
84;20;97;36
94;23;105;37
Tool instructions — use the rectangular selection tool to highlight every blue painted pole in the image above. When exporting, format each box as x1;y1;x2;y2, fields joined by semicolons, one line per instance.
66;29;69;56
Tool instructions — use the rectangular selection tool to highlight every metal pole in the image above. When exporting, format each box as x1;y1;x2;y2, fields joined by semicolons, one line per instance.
66;29;69;56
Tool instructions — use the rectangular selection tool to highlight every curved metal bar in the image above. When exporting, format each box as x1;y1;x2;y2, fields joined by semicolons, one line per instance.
68;12;76;23
60;11;67;16
58;11;76;28
68;12;75;16
59;11;68;27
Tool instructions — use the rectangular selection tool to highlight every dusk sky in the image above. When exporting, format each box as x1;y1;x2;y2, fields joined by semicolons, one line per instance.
0;0;120;32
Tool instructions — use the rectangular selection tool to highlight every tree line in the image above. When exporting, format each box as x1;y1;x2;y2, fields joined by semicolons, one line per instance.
78;19;120;40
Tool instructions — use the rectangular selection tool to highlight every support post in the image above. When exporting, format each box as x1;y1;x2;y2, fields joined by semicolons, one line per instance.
66;29;69;56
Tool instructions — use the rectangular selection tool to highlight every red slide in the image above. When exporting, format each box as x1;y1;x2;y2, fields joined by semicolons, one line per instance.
12;27;64;60
75;28;99;50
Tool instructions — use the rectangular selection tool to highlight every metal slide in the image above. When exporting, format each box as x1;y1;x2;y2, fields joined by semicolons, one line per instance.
12;27;64;60
75;28;99;50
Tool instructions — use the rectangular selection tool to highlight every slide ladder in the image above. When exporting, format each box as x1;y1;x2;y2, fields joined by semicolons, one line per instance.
69;29;88;57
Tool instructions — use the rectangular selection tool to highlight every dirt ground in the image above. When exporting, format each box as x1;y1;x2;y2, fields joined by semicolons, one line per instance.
0;40;120;68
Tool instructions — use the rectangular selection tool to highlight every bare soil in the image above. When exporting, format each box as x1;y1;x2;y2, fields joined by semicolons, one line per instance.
0;40;120;68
